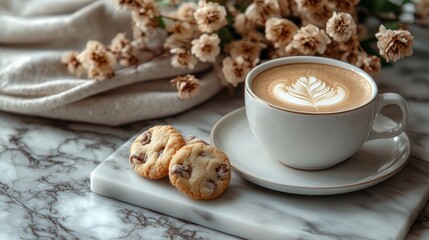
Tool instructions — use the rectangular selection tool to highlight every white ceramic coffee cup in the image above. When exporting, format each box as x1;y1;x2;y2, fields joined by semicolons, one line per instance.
245;56;408;170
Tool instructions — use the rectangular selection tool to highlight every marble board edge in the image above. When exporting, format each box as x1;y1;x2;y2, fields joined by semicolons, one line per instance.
89;139;279;240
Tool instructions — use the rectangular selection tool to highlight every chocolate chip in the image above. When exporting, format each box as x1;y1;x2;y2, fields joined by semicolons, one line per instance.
129;155;146;168
205;181;216;194
216;164;229;180
199;151;208;158
171;164;192;178
198;139;210;145
141;131;152;145
158;147;165;157
184;135;196;143
185;135;210;145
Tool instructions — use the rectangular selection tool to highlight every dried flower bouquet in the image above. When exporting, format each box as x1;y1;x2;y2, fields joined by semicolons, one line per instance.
62;0;425;99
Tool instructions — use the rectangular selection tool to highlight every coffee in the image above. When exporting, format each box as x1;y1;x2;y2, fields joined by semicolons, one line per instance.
251;63;373;114
246;57;408;170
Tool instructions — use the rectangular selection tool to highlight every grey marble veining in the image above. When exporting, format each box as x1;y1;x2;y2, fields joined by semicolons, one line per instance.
1;27;429;239
1;85;429;239
91;133;426;239
408;202;429;240
0;92;244;239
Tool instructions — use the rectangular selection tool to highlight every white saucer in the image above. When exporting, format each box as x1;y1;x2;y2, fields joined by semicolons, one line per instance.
210;107;411;195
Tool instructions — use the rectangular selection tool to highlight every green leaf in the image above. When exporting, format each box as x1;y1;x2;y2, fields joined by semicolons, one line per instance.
217;27;240;46
383;21;400;30
359;0;401;14
155;16;166;30
208;0;228;5
234;0;253;12
155;0;171;5
361;39;379;56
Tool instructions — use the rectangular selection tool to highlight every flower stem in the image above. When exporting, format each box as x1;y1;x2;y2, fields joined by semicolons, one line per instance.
118;48;167;72
159;14;196;25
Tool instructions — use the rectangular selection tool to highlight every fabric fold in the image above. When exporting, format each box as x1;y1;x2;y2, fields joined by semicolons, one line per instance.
0;0;222;125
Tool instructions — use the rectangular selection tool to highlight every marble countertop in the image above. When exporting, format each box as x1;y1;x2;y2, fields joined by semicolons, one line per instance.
1;36;429;239
1;85;429;239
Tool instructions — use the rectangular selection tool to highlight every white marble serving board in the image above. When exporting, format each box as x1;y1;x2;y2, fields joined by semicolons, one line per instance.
91;136;429;240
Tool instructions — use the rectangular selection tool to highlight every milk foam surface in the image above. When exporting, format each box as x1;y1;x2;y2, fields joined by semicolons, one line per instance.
252;63;373;113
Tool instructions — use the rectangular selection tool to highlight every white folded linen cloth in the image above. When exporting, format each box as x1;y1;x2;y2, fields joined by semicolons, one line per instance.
0;0;222;125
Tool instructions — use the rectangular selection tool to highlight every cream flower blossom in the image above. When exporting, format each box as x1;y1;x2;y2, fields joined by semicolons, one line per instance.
341;49;365;67
191;34;221;62
416;0;429;20
77;41;117;80
294;0;315;12
338;35;360;52
170;75;200;99
132;12;158;33
324;36;359;59
212;60;232;88
357;24;368;41
166;21;193;39
286;24;331;55
61;51;85;78
375;25;414;63
284;43;300;55
194;0;227;33
265;17;298;48
233;14;267;42
341;49;380;76
109;33;138;67
268;47;287;59
233;13;256;35
164;34;190;49
295;0;334;28
134;0;160;18
131;22;152;49
228;40;265;61
170;48;198;69
326;12;357;42
279;0;291;17
245;31;268;43
331;0;360;14
222;56;256;87
177;2;197;23
245;0;280;26
361;54;381;76
114;0;140;11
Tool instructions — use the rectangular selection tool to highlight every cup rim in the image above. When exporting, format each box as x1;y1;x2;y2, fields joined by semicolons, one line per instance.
245;56;378;115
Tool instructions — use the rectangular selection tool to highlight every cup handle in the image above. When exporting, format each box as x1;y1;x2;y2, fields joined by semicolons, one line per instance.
367;93;408;140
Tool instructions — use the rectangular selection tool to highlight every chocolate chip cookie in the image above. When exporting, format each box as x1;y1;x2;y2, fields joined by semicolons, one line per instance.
129;125;185;179
184;135;210;145
169;142;232;200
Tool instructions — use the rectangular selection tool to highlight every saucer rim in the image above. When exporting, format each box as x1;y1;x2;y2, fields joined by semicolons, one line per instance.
210;107;411;193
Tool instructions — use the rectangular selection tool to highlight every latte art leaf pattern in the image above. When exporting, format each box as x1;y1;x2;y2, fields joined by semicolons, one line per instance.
273;76;347;109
